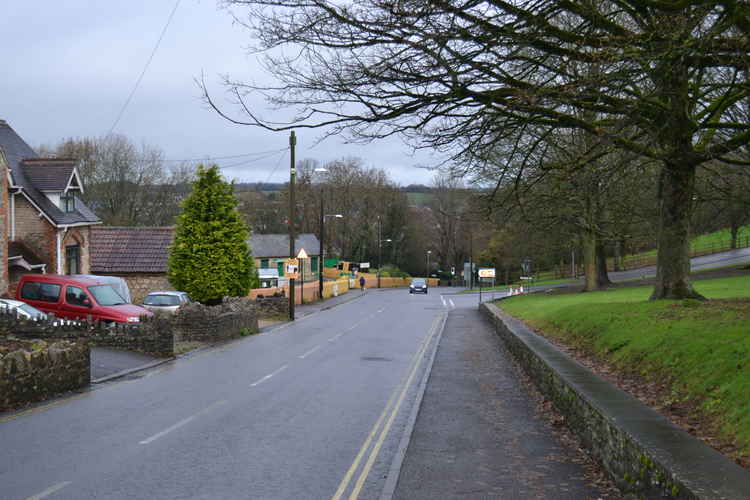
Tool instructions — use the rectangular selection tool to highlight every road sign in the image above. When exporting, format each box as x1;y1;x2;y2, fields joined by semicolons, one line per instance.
478;268;496;278
360;262;370;269
297;248;309;259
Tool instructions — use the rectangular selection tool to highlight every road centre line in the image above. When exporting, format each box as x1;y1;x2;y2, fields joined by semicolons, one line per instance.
139;400;226;445
328;309;383;342
26;481;72;500
332;314;443;500
440;296;446;307
250;364;288;387
299;345;321;359
449;299;455;308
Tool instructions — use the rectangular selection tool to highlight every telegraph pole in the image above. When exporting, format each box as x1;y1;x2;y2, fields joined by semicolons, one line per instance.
318;188;324;301
289;131;296;321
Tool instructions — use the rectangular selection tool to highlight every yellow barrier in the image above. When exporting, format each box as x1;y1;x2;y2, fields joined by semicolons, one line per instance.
323;278;351;298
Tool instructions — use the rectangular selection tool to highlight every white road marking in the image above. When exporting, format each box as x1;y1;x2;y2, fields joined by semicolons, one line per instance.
449;299;455;308
139;400;226;445
27;481;72;500
299;345;321;359
329;332;345;342
440;296;447;308
250;364;288;387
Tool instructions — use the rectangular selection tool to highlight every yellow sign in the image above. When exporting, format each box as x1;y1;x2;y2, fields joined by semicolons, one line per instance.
478;268;496;278
287;258;299;266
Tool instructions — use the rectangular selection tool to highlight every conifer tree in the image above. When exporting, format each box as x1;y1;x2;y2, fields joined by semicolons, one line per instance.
168;165;258;303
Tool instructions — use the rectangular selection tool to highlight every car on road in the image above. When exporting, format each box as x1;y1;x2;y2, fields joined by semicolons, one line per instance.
142;291;191;315
409;278;428;294
17;274;152;324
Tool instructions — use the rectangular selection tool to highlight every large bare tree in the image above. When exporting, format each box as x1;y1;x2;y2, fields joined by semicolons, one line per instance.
205;1;750;299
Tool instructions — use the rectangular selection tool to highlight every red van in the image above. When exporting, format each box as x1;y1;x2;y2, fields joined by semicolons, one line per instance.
16;274;152;324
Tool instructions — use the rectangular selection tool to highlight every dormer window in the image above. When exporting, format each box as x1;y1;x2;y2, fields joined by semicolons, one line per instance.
60;194;75;213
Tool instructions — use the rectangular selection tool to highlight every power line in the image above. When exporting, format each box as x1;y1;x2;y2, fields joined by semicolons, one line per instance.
264;149;288;183
107;0;182;136
217;149;288;170
162;147;288;163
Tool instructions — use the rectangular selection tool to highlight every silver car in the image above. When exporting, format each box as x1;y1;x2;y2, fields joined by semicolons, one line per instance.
142;291;191;315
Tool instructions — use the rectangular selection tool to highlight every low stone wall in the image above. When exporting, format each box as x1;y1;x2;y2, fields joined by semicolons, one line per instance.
254;296;289;318
480;301;750;500
0;338;89;411
91;317;174;357
170;297;259;343
5;315;174;358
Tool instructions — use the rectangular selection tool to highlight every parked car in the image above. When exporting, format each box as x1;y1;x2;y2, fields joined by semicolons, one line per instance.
72;274;132;303
0;298;48;320
409;278;428;294
16;274;152;324
142;291;191;315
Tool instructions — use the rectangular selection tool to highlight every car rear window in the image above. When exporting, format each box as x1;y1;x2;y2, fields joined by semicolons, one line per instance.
21;282;61;303
143;295;181;306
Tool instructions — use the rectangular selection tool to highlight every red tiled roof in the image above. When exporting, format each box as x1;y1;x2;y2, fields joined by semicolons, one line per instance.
90;226;174;274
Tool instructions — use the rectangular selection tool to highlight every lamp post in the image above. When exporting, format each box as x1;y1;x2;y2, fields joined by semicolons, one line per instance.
288;131;296;321
320;214;343;298
314;167;329;301
426;250;432;278
376;216;391;288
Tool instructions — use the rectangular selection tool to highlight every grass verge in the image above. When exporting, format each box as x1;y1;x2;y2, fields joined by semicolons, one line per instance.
498;275;750;456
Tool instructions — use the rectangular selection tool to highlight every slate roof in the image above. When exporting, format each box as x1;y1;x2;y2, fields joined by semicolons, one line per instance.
0;120;100;226
250;233;320;258
90;226;174;274
21;159;77;191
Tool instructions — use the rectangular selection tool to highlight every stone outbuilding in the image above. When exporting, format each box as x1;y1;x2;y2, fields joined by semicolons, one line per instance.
89;226;174;302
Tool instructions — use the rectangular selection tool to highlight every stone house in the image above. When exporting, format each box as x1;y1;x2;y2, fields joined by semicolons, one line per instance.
89;226;174;302
0;120;101;294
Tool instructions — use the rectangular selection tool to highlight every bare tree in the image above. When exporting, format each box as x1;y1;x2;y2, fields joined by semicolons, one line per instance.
205;1;750;300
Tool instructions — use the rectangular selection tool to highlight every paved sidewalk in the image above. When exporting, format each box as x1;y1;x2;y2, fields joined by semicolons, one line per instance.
90;347;161;380
393;307;607;499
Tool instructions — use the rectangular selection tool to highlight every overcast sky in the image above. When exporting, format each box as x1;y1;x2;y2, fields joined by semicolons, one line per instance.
1;0;441;185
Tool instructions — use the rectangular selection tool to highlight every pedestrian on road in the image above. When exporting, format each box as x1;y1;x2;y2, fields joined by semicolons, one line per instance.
359;275;366;292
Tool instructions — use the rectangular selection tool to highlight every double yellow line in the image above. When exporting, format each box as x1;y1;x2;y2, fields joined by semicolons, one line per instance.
332;312;445;500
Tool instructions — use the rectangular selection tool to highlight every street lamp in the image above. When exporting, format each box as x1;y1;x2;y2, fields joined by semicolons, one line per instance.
320;213;343;299
426;250;432;278
377;215;391;288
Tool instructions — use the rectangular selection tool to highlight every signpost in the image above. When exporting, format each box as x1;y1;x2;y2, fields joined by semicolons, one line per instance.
477;268;496;304
297;249;308;303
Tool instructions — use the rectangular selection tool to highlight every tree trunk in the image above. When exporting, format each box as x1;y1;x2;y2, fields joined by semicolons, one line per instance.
650;164;705;300
731;223;739;250
596;241;612;287
613;239;623;271
581;229;598;292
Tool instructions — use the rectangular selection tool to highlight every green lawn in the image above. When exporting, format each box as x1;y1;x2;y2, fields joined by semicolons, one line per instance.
498;275;750;455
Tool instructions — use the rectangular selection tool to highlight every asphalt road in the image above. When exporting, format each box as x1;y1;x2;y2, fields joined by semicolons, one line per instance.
1;289;444;499
1;288;607;500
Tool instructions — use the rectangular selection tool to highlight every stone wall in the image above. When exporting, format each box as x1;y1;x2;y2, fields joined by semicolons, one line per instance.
4;315;175;358
480;301;750;500
254;296;289;318
111;273;173;303
0;337;89;411
169;297;259;342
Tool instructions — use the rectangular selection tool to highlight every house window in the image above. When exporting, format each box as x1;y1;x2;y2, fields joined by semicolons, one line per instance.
66;245;80;275
60;194;75;213
260;259;269;269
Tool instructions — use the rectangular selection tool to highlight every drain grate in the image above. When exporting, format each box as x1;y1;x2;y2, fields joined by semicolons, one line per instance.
361;356;393;362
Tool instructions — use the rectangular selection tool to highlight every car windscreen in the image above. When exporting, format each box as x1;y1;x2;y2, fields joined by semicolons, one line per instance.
412;280;426;285
143;295;181;306
88;285;126;306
